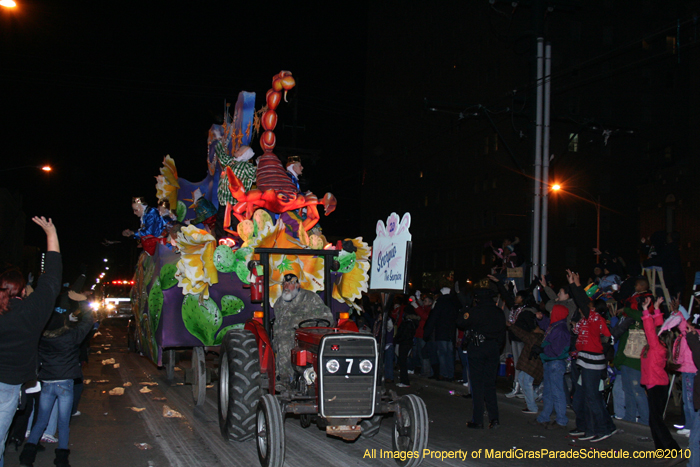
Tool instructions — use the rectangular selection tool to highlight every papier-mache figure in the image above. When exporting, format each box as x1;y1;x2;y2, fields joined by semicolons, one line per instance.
122;197;168;255
186;189;218;234
216;142;257;235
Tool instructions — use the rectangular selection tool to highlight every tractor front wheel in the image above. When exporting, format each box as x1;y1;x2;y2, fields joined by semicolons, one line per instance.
391;394;429;467
256;394;285;467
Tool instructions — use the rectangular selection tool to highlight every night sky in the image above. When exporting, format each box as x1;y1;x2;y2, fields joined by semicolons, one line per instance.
1;2;368;281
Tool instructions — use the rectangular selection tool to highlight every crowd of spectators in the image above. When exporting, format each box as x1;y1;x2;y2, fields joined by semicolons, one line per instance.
364;233;696;467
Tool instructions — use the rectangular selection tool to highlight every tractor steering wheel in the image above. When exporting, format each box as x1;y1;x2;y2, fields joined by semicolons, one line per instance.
298;318;332;328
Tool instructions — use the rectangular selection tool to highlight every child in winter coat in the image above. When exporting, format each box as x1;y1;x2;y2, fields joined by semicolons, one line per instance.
640;296;681;457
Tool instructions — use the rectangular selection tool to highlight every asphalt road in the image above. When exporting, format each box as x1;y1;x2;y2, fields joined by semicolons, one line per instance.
3;319;690;467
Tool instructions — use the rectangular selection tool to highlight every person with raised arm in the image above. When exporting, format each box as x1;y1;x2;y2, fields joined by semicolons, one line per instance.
0;217;62;467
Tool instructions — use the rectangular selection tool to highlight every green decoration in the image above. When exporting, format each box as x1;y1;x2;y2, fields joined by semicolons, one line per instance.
337;251;357;274
213;245;236;273
176;200;187;222
214;323;245;345
159;263;179;289
233;247;253;284
221;295;245;317
148;278;164;335
142;255;155;287
276;257;293;273
181;294;222;345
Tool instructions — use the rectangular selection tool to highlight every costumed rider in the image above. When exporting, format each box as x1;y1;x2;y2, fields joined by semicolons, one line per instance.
456;287;506;430
272;272;335;387
285;155;303;193
122;197;168;255
216;142;257;240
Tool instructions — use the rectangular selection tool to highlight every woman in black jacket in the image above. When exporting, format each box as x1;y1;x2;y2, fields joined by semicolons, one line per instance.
0;217;61;467
20;292;94;467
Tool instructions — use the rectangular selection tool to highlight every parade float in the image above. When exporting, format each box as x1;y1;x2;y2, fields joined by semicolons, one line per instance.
128;71;370;404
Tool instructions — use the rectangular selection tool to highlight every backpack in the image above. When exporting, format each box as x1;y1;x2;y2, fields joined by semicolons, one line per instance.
624;325;647;359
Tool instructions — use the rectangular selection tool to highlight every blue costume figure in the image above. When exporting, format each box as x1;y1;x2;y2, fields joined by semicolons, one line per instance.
122;197;168;255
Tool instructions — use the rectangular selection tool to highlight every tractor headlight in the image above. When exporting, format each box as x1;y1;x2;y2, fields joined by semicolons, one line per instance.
359;359;373;374
326;359;340;374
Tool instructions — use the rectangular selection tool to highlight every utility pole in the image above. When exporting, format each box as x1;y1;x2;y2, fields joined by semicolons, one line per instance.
532;37;544;280
540;43;552;279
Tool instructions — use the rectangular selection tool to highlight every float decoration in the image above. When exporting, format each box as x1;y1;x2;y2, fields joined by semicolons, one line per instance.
174;225;219;299
332;237;371;306
155;155;180;211
225;71;336;233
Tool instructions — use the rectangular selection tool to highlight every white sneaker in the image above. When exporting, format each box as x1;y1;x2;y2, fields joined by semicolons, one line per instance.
462;382;470;388
677;428;690;436
41;434;57;443
407;370;415;375
505;389;521;399
396;383;410;388
72;411;81;417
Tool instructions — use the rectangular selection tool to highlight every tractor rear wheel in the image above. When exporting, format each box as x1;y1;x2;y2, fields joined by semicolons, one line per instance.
391;394;429;467
218;330;262;441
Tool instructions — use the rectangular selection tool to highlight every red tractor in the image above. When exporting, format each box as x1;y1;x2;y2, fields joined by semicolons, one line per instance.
217;248;429;467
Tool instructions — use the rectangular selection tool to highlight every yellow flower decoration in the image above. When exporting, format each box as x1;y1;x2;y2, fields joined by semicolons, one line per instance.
175;225;219;299
332;237;370;304
247;218;325;306
155;155;180;208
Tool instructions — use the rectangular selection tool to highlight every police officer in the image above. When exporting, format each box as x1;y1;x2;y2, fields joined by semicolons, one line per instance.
457;287;506;429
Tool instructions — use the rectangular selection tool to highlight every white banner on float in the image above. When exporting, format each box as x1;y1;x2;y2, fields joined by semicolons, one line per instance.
369;212;412;292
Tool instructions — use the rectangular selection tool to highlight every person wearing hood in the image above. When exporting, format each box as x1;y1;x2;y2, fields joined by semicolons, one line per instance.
539;277;577;329
611;305;648;426
531;305;571;429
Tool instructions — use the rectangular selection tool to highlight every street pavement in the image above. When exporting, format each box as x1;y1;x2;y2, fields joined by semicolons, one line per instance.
3;320;689;466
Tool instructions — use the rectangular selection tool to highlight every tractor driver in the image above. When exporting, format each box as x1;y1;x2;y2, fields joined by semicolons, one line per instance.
272;273;335;387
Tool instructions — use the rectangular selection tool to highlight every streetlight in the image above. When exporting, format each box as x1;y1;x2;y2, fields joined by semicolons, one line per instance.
550;183;602;263
0;1;17;8
0;165;52;173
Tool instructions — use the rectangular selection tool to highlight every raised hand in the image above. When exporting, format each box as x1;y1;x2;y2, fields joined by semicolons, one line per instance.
32;216;55;235
642;296;652;311
487;274;499;283
32;216;59;252
654;296;664;310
